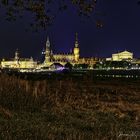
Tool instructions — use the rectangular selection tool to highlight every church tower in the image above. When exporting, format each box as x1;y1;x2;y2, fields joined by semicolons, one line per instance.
15;49;20;61
44;37;51;65
73;33;80;62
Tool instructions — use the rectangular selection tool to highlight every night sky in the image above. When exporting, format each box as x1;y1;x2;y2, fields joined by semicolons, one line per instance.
0;0;140;60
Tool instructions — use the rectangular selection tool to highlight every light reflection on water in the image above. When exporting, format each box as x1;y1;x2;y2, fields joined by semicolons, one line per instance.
96;75;139;78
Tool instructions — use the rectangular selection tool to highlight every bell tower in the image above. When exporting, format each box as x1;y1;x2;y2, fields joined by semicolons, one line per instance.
73;33;80;62
44;37;51;65
15;49;20;61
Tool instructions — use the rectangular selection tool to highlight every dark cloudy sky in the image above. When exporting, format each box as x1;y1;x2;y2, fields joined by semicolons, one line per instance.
0;0;140;60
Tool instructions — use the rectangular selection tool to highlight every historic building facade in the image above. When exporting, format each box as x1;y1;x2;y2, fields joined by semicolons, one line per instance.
1;33;98;70
106;50;133;61
1;50;37;69
43;33;80;67
41;33;98;68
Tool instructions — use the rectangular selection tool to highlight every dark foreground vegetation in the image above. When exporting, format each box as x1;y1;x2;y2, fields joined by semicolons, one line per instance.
0;73;139;140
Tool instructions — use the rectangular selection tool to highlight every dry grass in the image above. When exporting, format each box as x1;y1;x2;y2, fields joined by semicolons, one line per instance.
0;73;139;139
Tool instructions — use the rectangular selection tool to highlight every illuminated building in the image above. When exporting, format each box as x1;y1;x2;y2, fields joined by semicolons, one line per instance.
106;50;133;61
1;33;98;70
1;49;37;69
43;33;80;67
43;33;97;67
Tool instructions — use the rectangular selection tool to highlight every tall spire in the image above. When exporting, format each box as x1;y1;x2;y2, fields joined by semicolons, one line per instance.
44;36;51;65
15;49;19;60
46;36;50;48
75;32;79;48
75;32;78;44
74;33;80;62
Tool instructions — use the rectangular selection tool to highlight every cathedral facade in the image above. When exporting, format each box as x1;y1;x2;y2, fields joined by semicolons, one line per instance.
43;33;80;67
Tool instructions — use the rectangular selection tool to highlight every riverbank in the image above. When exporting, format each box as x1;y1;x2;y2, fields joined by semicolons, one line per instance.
0;74;139;139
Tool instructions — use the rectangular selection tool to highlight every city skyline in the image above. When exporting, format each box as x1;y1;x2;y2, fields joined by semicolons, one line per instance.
0;35;137;61
0;0;140;59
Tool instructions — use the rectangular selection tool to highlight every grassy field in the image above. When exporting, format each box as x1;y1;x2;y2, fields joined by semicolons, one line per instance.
0;73;139;139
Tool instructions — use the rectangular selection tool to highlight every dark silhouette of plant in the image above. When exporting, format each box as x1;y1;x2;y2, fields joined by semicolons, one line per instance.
64;62;73;70
0;0;98;30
